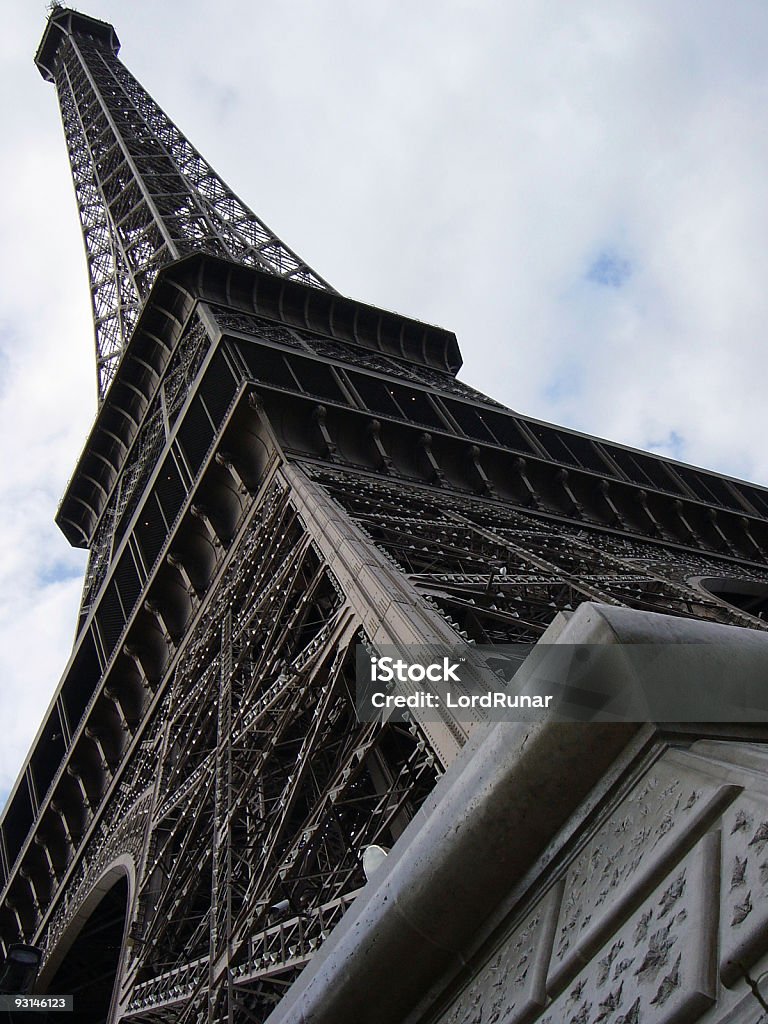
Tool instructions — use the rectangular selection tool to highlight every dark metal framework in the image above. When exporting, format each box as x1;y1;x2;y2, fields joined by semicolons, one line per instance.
2;6;768;1021
37;7;331;401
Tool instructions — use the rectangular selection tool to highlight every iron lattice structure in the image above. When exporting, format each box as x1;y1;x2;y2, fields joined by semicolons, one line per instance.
1;6;768;1022
37;7;331;401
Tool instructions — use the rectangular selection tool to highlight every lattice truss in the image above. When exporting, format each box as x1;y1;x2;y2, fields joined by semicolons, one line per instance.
307;467;768;641
79;319;210;620
40;460;768;1022
16;446;768;1024
62;479;440;1023
51;29;331;400
24;13;768;1024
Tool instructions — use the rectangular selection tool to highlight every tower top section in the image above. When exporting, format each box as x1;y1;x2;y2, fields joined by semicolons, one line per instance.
35;6;333;401
35;7;119;82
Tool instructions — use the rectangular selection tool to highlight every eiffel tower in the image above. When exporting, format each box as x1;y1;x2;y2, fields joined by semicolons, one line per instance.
3;6;768;1022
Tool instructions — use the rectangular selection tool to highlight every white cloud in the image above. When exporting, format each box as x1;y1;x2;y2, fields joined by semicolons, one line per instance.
2;0;768;798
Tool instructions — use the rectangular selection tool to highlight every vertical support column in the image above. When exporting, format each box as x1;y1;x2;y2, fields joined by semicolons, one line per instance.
57;697;72;749
209;608;234;1024
282;463;475;768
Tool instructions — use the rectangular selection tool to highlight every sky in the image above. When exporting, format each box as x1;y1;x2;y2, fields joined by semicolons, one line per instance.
2;0;768;806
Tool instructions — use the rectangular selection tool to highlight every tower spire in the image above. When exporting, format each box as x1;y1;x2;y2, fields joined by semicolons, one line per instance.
35;6;333;401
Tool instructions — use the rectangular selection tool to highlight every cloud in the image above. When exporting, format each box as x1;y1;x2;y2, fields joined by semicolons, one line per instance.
2;0;768;800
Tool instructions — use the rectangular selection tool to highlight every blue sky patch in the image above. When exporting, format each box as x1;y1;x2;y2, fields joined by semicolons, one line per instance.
586;250;633;288
38;560;85;587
